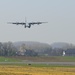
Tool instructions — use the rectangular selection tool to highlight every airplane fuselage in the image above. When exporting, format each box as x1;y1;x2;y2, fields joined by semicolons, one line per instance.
24;23;31;28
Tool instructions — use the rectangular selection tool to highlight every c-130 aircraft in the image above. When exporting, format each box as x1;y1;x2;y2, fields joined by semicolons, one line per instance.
8;18;48;28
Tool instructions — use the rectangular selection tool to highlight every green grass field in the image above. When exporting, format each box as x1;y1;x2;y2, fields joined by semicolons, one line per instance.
0;56;75;62
53;56;75;62
8;56;75;62
0;56;21;62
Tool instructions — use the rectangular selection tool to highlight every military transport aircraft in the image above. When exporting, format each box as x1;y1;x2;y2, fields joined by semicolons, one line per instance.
8;19;48;28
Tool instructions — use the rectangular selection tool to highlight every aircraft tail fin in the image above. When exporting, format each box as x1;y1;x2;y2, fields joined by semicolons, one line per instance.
25;17;27;28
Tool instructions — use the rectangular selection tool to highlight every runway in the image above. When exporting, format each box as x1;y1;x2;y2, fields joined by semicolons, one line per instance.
0;62;75;66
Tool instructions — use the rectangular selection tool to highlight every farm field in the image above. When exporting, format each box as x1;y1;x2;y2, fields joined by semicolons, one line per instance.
0;65;75;75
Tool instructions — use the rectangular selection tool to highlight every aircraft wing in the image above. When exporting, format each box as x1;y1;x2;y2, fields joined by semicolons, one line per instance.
7;22;26;25
29;22;48;25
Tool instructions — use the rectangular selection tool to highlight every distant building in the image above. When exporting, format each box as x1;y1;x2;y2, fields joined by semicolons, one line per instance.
17;45;26;55
62;51;65;56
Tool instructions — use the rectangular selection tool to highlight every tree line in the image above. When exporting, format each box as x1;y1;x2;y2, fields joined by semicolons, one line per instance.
0;41;75;56
0;42;17;56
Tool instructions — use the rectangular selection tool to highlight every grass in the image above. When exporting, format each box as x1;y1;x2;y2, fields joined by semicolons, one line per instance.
7;56;75;62
0;65;75;75
0;56;21;62
0;63;75;68
0;56;75;62
54;56;75;62
0;56;75;68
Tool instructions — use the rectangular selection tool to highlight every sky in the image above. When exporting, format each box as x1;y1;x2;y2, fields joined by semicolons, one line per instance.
0;0;75;45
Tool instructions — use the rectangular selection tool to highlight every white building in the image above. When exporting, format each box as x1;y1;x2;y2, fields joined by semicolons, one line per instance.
62;51;66;56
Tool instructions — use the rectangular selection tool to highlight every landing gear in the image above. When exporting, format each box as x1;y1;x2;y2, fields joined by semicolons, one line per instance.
28;25;31;28
24;24;27;28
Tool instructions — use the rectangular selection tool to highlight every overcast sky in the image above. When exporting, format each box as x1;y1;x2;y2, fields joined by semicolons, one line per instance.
0;0;75;45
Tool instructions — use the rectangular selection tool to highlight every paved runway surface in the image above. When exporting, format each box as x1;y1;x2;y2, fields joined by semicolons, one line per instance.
0;62;75;65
